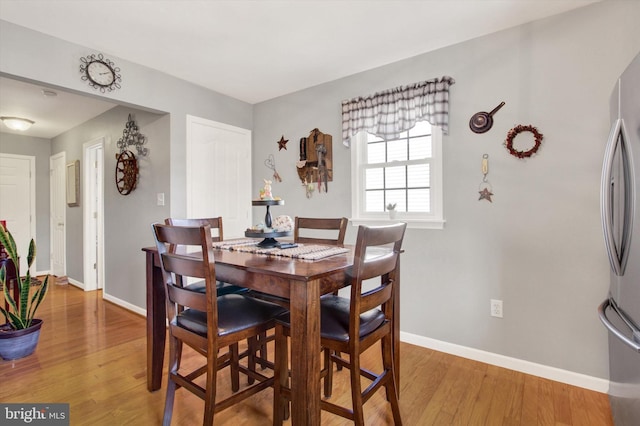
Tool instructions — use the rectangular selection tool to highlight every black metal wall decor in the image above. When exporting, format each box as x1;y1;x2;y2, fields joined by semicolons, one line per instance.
115;114;148;195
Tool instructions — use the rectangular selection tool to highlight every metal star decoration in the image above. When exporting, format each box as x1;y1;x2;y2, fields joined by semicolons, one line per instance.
277;135;288;151
478;187;494;202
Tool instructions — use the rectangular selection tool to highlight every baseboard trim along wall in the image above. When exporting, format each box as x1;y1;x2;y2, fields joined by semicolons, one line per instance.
66;276;83;290
401;331;610;394
65;276;146;317
54;279;610;393
103;293;146;317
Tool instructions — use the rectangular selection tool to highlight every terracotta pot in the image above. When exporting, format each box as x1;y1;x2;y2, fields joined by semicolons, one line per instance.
0;319;43;360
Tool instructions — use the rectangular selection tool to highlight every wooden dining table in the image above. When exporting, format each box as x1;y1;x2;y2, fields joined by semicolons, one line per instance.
142;242;401;425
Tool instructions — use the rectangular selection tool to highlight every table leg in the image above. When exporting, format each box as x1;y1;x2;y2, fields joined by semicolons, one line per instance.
288;278;321;425
146;249;166;392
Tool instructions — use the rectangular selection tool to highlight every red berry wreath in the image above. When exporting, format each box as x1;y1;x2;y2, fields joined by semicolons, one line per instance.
505;125;543;159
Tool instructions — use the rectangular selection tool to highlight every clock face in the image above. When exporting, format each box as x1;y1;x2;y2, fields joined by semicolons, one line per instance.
80;53;121;92
87;61;115;86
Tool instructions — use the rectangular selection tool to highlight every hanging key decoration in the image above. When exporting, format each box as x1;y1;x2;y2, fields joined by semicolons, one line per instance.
264;154;282;182
478;154;494;202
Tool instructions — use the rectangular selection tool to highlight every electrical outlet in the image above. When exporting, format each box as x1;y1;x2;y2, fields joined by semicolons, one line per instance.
490;299;503;318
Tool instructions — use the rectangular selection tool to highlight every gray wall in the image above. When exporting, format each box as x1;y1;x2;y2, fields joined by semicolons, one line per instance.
252;1;640;380
1;1;638;382
0;133;51;271
0;20;253;309
51;106;169;306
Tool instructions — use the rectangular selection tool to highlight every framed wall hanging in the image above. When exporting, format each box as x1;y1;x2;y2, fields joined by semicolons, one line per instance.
66;160;80;207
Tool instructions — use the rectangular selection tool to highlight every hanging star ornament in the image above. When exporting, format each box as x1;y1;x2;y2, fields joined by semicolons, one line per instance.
478;187;494;202
277;135;288;151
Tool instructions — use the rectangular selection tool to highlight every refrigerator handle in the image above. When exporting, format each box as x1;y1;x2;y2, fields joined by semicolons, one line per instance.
598;298;640;353
600;118;633;276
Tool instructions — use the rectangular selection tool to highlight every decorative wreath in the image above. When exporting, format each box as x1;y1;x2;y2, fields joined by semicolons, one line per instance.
504;125;543;159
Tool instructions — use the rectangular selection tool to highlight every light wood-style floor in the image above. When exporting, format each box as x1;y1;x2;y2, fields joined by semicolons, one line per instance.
0;282;613;425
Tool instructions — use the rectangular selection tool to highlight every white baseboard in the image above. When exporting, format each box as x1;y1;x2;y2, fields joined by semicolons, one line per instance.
400;331;610;394
67;277;84;290
63;277;145;317
102;292;146;317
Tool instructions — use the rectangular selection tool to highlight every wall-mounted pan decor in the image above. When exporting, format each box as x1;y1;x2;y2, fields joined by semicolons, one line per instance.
504;124;544;159
469;101;505;133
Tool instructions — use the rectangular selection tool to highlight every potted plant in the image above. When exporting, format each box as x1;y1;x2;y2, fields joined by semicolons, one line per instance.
0;223;49;360
386;202;397;220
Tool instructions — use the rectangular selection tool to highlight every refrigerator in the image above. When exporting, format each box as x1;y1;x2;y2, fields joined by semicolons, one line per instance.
598;51;640;425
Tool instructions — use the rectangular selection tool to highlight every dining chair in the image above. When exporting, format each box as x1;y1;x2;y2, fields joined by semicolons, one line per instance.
165;217;248;296
249;216;350;368
273;223;407;425
152;223;287;425
294;216;348;246
249;216;348;311
295;216;349;368
165;217;257;389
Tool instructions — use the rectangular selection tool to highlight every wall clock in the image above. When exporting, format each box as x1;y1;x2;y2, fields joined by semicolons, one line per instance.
80;53;121;93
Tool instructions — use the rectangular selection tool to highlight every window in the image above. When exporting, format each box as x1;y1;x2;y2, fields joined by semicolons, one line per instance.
351;120;444;229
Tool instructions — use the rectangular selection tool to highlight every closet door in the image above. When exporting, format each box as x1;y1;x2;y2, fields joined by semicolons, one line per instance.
186;116;252;238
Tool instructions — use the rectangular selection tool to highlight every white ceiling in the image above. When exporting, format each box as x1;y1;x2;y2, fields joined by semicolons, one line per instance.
0;0;599;139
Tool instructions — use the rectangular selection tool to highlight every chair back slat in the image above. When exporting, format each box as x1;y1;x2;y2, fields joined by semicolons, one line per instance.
161;253;208;279
294;217;348;246
360;282;394;313
165;217;223;256
167;284;208;311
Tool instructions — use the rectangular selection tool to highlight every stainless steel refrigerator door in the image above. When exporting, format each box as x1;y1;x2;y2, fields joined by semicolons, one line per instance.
599;52;640;425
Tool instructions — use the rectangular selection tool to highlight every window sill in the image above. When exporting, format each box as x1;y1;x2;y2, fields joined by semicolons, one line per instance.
349;217;445;230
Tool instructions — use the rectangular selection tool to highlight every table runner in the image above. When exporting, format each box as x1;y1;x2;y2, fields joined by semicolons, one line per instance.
213;238;349;260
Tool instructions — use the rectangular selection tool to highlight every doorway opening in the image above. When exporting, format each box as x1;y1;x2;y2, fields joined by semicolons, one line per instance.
83;138;105;291
50;152;66;277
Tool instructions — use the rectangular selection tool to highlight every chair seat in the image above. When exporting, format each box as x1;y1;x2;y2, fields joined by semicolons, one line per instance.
176;294;287;337
276;295;385;342
185;280;249;296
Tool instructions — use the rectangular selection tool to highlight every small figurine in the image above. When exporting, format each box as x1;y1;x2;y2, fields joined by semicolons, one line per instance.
260;179;274;200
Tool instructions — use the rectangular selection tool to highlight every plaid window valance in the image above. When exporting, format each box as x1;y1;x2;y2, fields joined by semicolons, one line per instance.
341;76;455;147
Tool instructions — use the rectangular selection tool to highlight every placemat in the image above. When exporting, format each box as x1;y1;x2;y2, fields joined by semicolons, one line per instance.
213;239;349;260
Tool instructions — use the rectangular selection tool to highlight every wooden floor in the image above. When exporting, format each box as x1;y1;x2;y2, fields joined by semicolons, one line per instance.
0;282;613;425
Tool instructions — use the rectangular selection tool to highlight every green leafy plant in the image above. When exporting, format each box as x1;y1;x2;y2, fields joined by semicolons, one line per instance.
386;203;397;211
0;223;49;330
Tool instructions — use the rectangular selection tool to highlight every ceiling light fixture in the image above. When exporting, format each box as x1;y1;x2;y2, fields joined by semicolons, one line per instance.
41;89;57;97
0;116;35;131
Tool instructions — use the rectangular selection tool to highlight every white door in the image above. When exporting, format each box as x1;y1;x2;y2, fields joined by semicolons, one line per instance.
83;138;105;291
186;116;252;238
0;154;36;272
50;152;66;277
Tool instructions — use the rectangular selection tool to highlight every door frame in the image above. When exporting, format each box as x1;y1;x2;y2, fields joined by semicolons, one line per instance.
49;151;66;277
82;137;105;292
